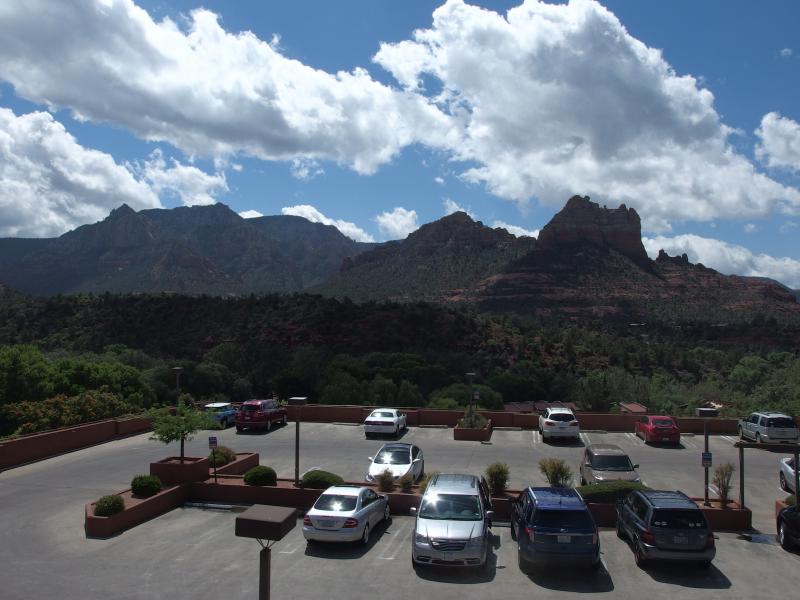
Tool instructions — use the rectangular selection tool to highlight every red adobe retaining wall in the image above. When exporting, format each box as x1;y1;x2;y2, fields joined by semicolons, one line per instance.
150;456;210;485
453;419;493;441
115;417;152;437
190;477;325;509
85;484;188;538
212;452;259;476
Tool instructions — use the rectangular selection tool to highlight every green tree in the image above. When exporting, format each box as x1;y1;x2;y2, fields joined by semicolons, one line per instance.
368;375;397;406
148;395;211;463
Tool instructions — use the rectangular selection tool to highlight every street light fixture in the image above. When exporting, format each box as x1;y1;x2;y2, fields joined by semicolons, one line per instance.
465;372;477;412
171;366;184;400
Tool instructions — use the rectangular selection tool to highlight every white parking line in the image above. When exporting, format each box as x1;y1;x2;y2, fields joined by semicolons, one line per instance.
720;435;738;445
279;542;303;555
624;432;641;444
377;523;412;560
707;484;720;496
681;437;697;449
532;431;541;445
579;432;590;445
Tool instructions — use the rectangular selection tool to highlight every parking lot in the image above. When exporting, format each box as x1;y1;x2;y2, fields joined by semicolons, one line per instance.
1;423;797;599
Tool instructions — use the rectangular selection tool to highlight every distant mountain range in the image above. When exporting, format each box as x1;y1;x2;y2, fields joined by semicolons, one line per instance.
0;197;797;324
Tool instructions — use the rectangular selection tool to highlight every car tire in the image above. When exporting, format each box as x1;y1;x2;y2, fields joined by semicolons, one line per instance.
616;520;626;540
383;503;391;522
756;432;762;444
361;524;370;545
779;522;792;550
738;426;744;440
395;426;400;437
510;522;517;541
517;547;530;574
265;420;272;433
633;540;648;568
235;426;242;433
780;472;789;492
282;415;287;426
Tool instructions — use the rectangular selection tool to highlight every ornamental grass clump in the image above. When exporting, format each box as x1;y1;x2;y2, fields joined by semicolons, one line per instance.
485;462;510;496
243;466;277;486
399;473;414;494
458;405;487;429
131;474;162;498
208;445;237;467
376;469;395;492
539;457;573;488
94;494;125;516
713;462;736;506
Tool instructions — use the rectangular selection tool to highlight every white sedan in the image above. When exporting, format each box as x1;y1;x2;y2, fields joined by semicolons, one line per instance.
302;486;390;544
364;408;407;438
365;443;424;483
780;457;798;493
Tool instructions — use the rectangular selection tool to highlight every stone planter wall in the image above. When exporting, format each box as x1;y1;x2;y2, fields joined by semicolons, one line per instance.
115;417;152;437
691;498;752;530
454;419;493;441
150;456;210;485
212;452;259;476
85;484;188;538
587;502;618;527
189;477;323;508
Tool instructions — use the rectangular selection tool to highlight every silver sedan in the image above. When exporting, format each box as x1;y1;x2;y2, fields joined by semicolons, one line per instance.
303;486;390;544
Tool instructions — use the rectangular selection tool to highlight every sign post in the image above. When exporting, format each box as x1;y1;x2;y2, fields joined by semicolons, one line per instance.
209;435;218;483
287;397;308;487
702;420;711;506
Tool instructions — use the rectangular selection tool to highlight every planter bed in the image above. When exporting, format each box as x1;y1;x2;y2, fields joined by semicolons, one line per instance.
691;498;752;531
211;452;259;476
454;419;493;442
85;484;188;538
150;456;210;485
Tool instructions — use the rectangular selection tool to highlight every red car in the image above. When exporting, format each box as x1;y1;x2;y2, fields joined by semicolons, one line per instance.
235;399;287;433
635;415;680;445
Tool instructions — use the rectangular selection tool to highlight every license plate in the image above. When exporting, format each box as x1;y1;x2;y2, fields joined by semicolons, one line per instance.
317;519;335;528
244;416;250;420
662;437;671;441
557;535;570;544
673;536;688;544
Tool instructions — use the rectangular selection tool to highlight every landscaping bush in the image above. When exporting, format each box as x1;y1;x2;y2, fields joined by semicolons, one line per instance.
418;471;439;492
94;494;125;516
575;480;650;504
485;462;510;496
399;473;414;493
244;465;277;486
301;469;344;489
712;462;735;505
131;474;162;497
786;494;796;506
208;445;237;467
457;404;487;429
538;457;573;487
377;469;395;492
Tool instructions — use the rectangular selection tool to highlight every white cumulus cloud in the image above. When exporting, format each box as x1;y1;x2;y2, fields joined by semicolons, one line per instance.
0;107;161;237
375;206;419;240
239;210;263;219
643;234;800;288
281;204;375;242
134;149;228;206
780;48;793;58
492;220;539;238
374;0;800;230
755;112;800;172
443;197;475;218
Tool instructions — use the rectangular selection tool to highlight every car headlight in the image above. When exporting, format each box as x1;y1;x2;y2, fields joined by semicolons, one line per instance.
414;532;429;544
365;473;374;482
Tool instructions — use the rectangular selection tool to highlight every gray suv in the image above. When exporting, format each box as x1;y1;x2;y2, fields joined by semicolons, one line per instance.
616;490;715;568
411;473;494;568
580;444;640;485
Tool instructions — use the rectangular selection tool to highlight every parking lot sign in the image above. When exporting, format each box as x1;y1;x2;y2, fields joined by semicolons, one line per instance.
208;436;218;449
701;452;712;467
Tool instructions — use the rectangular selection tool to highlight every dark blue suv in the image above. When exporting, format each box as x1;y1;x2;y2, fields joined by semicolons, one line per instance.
511;487;600;571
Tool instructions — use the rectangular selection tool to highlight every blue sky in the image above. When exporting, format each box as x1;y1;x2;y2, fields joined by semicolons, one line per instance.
0;1;799;286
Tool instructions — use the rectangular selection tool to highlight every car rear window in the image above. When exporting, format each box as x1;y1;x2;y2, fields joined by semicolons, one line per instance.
590;455;633;471
548;413;574;422
419;494;481;521
242;404;261;411
374;449;410;465
651;509;707;529
314;495;358;512
371;411;394;418
767;417;797;428
533;509;593;529
653;419;674;427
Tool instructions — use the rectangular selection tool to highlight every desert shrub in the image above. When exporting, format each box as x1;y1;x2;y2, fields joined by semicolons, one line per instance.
418;471;439;493
131;474;162;497
539;457;573;487
712;462;736;505
485;462;510;496
575;480;650;504
399;473;414;493
457;405;487;429
208;445;237;467
786;494;796;506
94;494;125;516
377;469;395;492
301;469;344;489
244;465;277;486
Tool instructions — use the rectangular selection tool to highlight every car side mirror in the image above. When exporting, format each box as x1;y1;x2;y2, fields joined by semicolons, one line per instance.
633;464;640;469
485;510;495;521
368;457;373;461
410;507;417;515
412;458;420;463
584;463;591;468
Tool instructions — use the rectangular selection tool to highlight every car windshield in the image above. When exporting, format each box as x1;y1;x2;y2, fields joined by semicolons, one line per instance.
242;404;261;411
591;455;633;471
768;417;797;428
374;449;410;465
653;419;674;428
651;509;707;529
371;411;394;418
548;413;574;422
533;509;593;530
314;495;358;512
419;493;481;521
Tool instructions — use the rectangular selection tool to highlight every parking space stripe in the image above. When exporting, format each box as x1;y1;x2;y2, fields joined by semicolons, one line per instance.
532;430;541;445
279;542;303;555
377;523;412;560
681;437;697;449
624;432;641;445
579;432;590;445
721;435;738;445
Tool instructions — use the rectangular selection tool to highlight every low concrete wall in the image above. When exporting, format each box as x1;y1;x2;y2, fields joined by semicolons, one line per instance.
190;477;324;509
85;484;188;538
453;419;493;441
115;417;152;437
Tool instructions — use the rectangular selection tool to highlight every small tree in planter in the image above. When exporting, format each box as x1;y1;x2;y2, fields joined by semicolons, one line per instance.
148;395;211;463
485;462;510;496
713;462;736;506
539;457;573;488
458;404;487;429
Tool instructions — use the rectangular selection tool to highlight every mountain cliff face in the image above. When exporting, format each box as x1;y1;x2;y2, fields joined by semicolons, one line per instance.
316;212;536;302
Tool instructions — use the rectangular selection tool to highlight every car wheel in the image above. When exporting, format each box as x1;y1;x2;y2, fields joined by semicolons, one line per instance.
517;546;530;574
235;426;242;433
780;472;789;492
779;522;792;549
383;503;391;522
634;540;648;568
282;415;287;426
395;426;400;437
616;519;626;540
738;426;744;440
510;521;517;541
361;523;370;545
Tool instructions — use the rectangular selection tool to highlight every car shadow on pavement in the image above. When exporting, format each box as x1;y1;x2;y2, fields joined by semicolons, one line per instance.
543;437;585;448
524;563;614;593
365;428;410;441
639;562;731;589
412;551;500;584
303;518;393;560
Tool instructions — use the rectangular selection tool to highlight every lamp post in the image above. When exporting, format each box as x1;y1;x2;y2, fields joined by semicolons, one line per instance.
288;397;308;486
465;372;476;413
171;366;184;400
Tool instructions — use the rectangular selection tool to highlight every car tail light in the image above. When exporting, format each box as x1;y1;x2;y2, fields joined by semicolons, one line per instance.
705;533;715;548
525;526;535;542
303;515;311;526
640;529;655;545
544;420;554;426
343;518;359;528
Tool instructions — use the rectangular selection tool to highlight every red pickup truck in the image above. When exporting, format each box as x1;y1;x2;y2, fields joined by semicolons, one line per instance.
235;399;287;433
